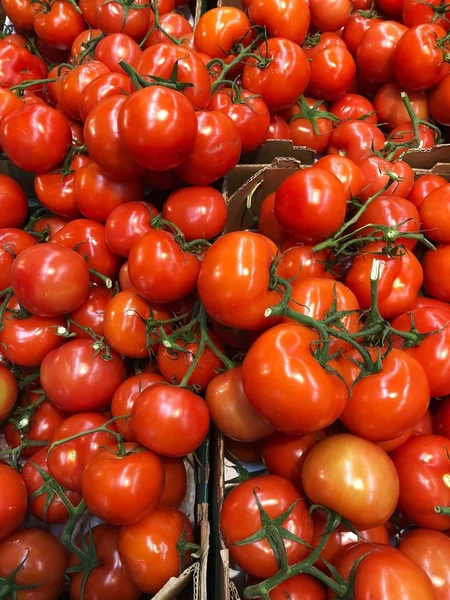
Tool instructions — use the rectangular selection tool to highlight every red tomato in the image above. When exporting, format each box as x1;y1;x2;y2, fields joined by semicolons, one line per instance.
143;12;193;48
374;82;429;130
34;0;85;50
267;114;291;140
388;121;437;158
403;0;450;31
429;73;450;125
70;524;140;600
315;155;363;200
105;201;157;257
82;443;164;525
257;192;288;245
279;241;336;282
2;0;40;29
391;435;450;529
345;241;423;319
94;0;151;40
357;21;408;84
436;397;450;438
343;12;383;56
270;575;326;599
329;93;378;125
0;90;23;142
308;0;351;31
11;243;90;317
0;105;71;173
0;175;27;229
249;0;310;44
70;28;102;62
423;245;450;302
306;42;356;101
131;384;210;456
242;324;348;434
128;229;200;303
59;61;111;121
275;167;346;243
412;409;435;435
302;434;399;528
194;7;251;58
159;457;186;508
420;184;450;243
69;285;111;339
243;38;310;112
0;462;27;540
94;33;143;74
0;529;68;600
327;120;385;162
0;229;36;291
80;72;132;121
32;216;70;238
377;429;413;453
0;41;46;92
220;475;313;578
284;97;334;153
0;363;17;421
118;507;194;594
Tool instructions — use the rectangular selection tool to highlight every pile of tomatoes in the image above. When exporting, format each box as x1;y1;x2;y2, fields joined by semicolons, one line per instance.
0;0;450;598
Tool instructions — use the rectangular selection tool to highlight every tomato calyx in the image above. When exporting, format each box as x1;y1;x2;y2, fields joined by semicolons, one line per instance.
150;213;211;254
140;0;187;47
429;0;450;20
176;524;201;572
64;318;115;360
0;550;44;598
120;58;195;93
288;95;340;135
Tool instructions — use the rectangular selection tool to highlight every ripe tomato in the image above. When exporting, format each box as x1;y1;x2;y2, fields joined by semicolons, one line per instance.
0;175;27;229
429;73;450;125
177;110;241;185
70;524;140;600
374;82;429;130
391;435;450;530
32;216;70;238
329;93;378;125
0;529;68;600
284;97;334;154
308;0;351;30
11;243;90;317
436;397;450;438
33;0;85;50
80;72;132;121
420;183;450;243
306;41;356;101
0;105;71;173
413;409;435;435
128;229;200;304
104;201;157;258
267;114;290;140
82;443;164;525
269;575;326;600
22;447;82;523
257;192;288;245
2;0;40;29
69;285;111;339
262;430;326;490
315;155;363;200
422;245;450;302
59;61;111;121
194;7;251;58
131;384;209;456
279;241;336;281
357;21;408;84
0;90;23;143
345;241;423;319
339;348;430;442
0;41;46;91
403;0;450;31
143;12;193;48
242;324;348;434
0;462;27;538
399;528;450;600
249;0;309;44
391;307;450;397
205;366;275;442
94;33;142;74
118;506;194;594
327;120;385;162
343;12;383;56
243;38;310;112
302;434;399;528
388;122;437;158
275;167;346;243
0;363;17;422
220;474;313;578
70;28;101;61
0;229;36;291
159;457;186;508
94;0;151;40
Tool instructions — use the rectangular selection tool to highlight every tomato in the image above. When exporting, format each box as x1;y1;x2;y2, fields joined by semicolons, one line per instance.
249;0;309;44
94;0;150;39
104;201;157;258
119;261;133;291
0;42;45;92
409;175;447;210
391;435;450;530
339;348;429;442
69;285;111;339
374;82;429;130
194;7;251;58
388;122;437;158
279;241;336;282
275;167;346;243
159;457;186;508
329;93;378;125
242;324;348;434
51;219;122;280
399;528;450;600
0;462;26;540
128;229;200;303
345;241;423;319
94;33;142;74
308;0;351;30
269;575;326;600
283;97;334;153
302;434;399;528
0;363;17;421
0;229;36;291
315;155;363;201
413;409;435;435
306;42;356;102
333;543;437;600
262;430;326;490
118;506;194;594
243;38;310;112
391;307;450;397
343;12;383;57
0;175;27;229
131;384;209;456
0;298;66;367
143;12;193;48
198;231;282;331
354;195;420;249
111;372;165;441
357;21;407;84
394;24;450;90
422;245;450;302
205;366;274;442
0;105;71;173
0;90;23;142
436;397;450;437
2;0;40;29
429;73;450;125
118;86;197;171
22;447;82;524
11;243;90;318
34;0;85;50
79;73;131;120
32;216;70;238
70;28;102;61
327;120;385;162
267;114;290;140
60;61;111;122
70;524;140;600
257;192;287;245
403;0;450;30
220;474;313;578
420;183;450;243
0;529;68;600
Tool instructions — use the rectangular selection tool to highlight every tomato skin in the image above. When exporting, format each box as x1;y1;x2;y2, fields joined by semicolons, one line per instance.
194;7;251;58
403;0;450;31
339;348;430;442
391;435;450;530
118;506;194;594
284;98;334;153
412;409;435;435
70;524;140;600
436;397;450;438
0;175;27;229
143;12;193;48
0;229;36;291
2;0;40;29
420;184;450;243
82;444;165;525
69;286;111;339
0;462;27;540
220;474;314;579
111;373;166;442
128;229;200;304
269;574;326;600
0;41;46;92
242;324;349;435
308;0;351;30
343;13;383;57
60;61;111;122
0;105;71;173
94;0;151;40
11;243;90;318
374;82;429;130
249;0;310;44
0;363;17;421
32;216;70;238
177;110;241;185
70;28;101;61
429;73;450;125
315;155;363;200
41;340;126;413
302;434;399;528
258;192;288;246
162;186;227;242
262;430;326;490
329;93;378;125
275;167;346;243
391;307;450;397
306;43;356;102
388;122;437;158
131;384;210;457
357;21;408;84
22;447;82;524
345;241;423;319
327;120;385;162
0;90;23;144
34;0;86;51
105;202;156;259
267;114;290;140
279;241;336;282
94;33;142;74
0;529;68;600
159;457;186;507
205;366;275;442
198;231;281;331
422;245;450;302
80;72;131;121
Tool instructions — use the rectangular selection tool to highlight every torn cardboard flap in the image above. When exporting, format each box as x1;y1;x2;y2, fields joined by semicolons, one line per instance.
403;144;450;169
